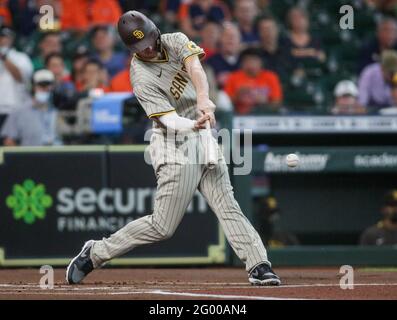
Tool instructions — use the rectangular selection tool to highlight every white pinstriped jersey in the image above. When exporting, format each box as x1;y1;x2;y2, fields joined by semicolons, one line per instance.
91;35;270;275
130;32;205;123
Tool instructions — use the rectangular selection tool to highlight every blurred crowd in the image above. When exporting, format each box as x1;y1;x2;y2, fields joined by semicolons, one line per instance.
1;0;397;146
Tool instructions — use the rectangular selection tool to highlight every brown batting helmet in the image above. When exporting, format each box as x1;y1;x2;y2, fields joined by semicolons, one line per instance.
117;11;161;53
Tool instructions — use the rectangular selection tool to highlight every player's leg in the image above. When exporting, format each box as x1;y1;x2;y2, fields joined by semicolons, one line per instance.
91;162;201;265
66;160;202;284
198;156;281;286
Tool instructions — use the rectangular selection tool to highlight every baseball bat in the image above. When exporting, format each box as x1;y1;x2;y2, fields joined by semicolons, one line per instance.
204;120;217;170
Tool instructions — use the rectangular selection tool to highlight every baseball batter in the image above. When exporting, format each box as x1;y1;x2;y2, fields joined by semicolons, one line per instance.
66;11;281;286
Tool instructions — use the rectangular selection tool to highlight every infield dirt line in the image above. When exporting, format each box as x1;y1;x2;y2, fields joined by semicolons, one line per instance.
109;290;309;300
0;287;310;300
0;291;310;300
1;282;397;290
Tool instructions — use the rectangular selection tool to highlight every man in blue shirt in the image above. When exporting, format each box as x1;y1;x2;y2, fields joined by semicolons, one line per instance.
91;25;127;79
233;0;259;45
206;22;241;88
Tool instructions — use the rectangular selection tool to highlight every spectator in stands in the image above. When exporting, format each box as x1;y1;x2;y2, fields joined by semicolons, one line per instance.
1;69;62;146
391;74;397;108
45;53;77;110
285;7;326;71
203;63;233;113
254;195;299;247
91;25;127;79
109;54;133;93
360;190;397;245
358;50;397;112
256;15;292;80
33;32;63;70
60;0;122;32
199;21;221;59
379;73;397;114
206;22;241;88
0;0;12;27
9;0;62;36
45;52;70;82
358;18;397;73
233;0;259;45
0;26;33;133
118;0;152;12
81;58;109;94
370;0;397;16
179;0;230;39
224;47;283;114
163;0;183;29
331;80;366;115
8;0;38;37
71;47;90;92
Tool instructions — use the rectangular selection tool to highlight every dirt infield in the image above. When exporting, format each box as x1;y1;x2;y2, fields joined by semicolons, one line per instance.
0;267;396;300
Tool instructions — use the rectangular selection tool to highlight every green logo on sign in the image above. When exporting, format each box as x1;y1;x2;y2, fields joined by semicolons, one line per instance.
6;179;53;224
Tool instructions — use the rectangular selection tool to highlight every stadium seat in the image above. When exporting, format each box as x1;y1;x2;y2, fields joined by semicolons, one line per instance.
284;77;327;113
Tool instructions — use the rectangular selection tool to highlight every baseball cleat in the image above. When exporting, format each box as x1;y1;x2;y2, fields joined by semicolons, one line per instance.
248;263;281;286
66;240;95;285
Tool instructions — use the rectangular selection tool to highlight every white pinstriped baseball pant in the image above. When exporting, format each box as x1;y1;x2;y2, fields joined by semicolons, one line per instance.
91;131;269;271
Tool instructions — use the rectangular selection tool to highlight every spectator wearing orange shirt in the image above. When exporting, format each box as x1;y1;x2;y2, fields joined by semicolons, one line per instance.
60;0;122;31
109;69;132;93
109;54;133;93
224;48;283;114
0;0;12;27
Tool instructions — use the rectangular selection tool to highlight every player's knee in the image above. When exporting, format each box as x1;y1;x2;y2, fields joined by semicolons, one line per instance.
159;228;175;240
158;224;177;240
152;220;175;240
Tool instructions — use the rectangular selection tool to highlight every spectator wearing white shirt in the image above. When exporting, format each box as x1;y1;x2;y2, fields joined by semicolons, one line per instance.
0;26;33;133
1;69;62;146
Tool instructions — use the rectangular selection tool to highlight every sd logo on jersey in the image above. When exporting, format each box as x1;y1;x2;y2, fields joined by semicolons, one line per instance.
133;30;145;39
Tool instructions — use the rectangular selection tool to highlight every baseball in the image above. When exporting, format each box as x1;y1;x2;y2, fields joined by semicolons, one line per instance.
286;153;299;167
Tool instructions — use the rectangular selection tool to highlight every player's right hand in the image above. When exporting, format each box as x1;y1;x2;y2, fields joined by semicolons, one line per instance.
194;113;210;130
197;109;216;128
